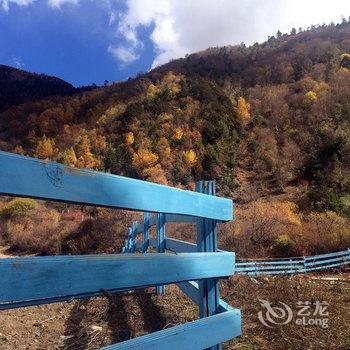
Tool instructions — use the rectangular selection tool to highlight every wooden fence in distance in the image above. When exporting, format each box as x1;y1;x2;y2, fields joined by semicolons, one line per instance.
235;249;350;275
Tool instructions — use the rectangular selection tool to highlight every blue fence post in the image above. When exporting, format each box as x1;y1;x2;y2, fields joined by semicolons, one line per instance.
196;181;205;317
142;212;150;253
131;221;138;253
156;213;166;295
254;261;258;276
288;258;293;274
131;225;136;252
196;180;221;350
126;227;133;253
121;240;127;253
302;256;306;272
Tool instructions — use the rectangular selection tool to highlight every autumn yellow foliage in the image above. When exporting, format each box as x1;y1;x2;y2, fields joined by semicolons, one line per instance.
170;83;181;94
132;148;167;184
142;164;168;185
304;90;317;102
35;136;55;159
253;200;301;226
132;149;159;171
125;132;135;146
63;147;77;166
173;128;184;140
163;71;179;84
183;150;197;167
75;134;100;169
221;200;302;257
98;104;127;126
236;97;250;123
146;83;159;99
162;71;181;95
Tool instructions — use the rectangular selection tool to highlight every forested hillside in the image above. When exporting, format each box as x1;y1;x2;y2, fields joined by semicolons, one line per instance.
0;21;350;257
0;65;77;113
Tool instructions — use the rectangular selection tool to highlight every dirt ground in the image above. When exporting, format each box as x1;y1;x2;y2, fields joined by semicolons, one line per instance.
0;286;198;350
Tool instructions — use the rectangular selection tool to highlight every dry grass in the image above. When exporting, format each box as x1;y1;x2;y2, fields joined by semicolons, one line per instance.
0;198;139;255
220;201;350;258
223;275;350;350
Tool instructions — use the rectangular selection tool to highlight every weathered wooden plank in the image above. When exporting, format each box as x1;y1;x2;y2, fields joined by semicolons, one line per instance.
235;249;350;275
196;182;220;318
131;222;138;253
142;212;150;253
306;261;349;271
176;281;236;313
245;270;298;276
0;285;147;310
236;260;303;266
0;151;232;221
101;310;241;350
165;214;197;223
136;237;224;253
0;252;234;308
305;256;349;267
195;180;222;350
304;250;348;260
237;264;302;271
166;238;197;253
156;213;166;295
177;281;199;304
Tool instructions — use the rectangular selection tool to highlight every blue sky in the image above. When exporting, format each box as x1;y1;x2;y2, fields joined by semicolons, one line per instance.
1;0;349;87
0;1;155;86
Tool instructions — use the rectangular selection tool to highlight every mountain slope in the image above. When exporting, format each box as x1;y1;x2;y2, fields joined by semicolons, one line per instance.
0;21;349;216
154;20;350;87
0;65;76;112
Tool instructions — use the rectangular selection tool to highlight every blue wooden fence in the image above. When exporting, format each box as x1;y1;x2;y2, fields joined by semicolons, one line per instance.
235;249;350;275
0;151;241;349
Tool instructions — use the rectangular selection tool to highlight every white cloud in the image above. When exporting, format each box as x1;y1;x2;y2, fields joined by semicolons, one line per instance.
1;0;35;12
114;0;350;68
111;0;173;66
0;0;78;11
2;0;349;69
108;45;139;64
47;0;77;9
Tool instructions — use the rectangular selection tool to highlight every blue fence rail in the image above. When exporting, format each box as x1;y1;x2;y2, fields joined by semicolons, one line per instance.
236;249;350;276
0;151;241;350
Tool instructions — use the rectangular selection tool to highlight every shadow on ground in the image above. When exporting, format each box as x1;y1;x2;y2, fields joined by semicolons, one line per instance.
61;290;168;349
